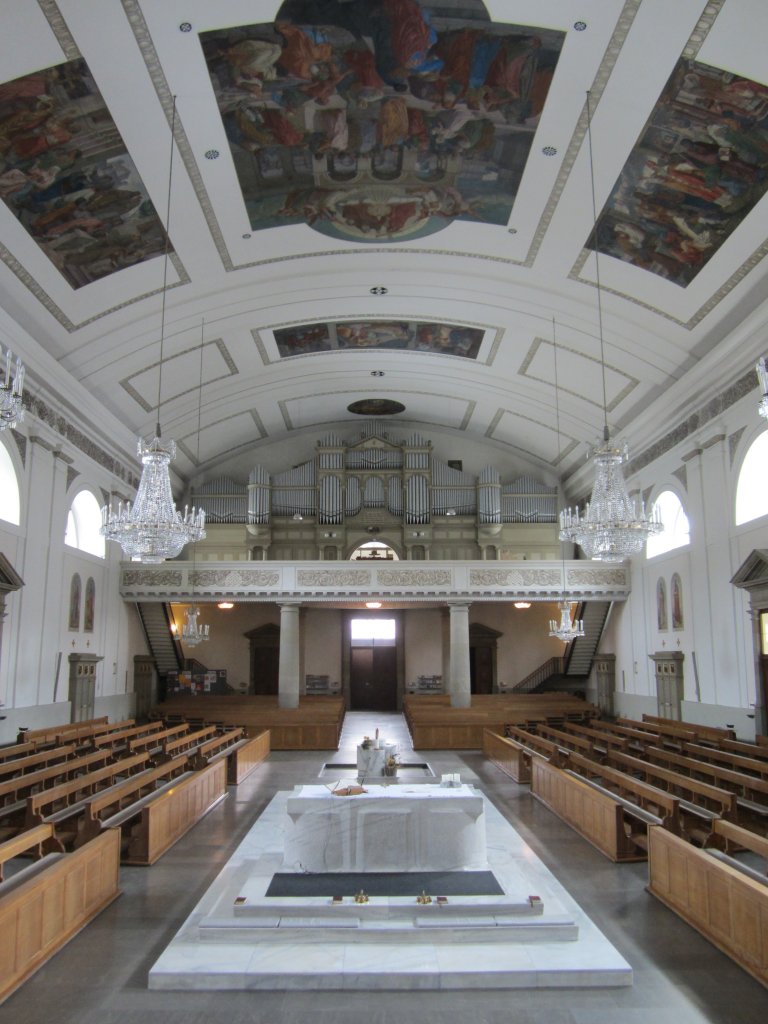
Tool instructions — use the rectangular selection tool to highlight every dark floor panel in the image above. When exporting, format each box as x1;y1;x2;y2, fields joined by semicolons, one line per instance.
265;869;504;897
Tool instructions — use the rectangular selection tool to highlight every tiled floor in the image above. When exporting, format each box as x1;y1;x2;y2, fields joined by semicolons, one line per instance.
2;712;767;1023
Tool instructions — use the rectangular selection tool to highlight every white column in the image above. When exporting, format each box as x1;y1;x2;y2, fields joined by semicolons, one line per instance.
278;603;301;708
448;601;471;708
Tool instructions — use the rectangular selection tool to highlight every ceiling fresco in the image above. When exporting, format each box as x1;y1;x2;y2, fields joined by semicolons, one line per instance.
201;0;565;242
592;58;768;287
0;59;169;288
273;319;484;357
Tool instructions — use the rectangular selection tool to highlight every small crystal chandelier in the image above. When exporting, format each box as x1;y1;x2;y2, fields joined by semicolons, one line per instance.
549;600;585;643
101;97;205;563
559;92;662;562
549;320;586;643
0;346;25;430
181;604;209;646
181;319;210;647
757;357;768;420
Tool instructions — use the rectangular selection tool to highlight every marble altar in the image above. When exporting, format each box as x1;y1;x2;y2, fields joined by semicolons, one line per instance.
283;784;486;872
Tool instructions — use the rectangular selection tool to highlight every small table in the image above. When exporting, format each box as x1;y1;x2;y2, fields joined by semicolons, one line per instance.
283;783;487;872
356;742;397;778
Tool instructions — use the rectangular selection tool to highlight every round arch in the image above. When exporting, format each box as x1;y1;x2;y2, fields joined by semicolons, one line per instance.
0;436;22;526
65;486;106;558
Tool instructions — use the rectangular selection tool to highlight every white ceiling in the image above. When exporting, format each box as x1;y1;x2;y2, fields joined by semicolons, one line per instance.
1;0;767;493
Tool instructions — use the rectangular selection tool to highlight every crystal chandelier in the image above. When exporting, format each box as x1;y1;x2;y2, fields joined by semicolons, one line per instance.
181;604;209;646
101;97;205;562
757;357;768;420
0;346;25;430
549;600;585;642
559;92;662;562
549;319;586;644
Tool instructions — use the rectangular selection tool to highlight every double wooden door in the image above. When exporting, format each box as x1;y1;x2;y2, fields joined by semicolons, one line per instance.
350;646;397;711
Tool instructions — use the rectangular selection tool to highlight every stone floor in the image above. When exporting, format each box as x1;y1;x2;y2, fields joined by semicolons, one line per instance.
2;711;767;1023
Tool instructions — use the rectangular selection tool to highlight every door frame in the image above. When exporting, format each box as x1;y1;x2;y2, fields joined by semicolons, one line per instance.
342;609;405;710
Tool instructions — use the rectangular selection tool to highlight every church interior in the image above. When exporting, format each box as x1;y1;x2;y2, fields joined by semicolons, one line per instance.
1;0;768;1019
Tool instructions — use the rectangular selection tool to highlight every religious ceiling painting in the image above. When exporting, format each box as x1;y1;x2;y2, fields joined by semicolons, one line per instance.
201;1;564;242
591;60;768;287
274;319;484;358
0;60;169;288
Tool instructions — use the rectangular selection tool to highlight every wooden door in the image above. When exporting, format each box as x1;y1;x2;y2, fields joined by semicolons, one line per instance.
470;646;494;694
350;646;397;710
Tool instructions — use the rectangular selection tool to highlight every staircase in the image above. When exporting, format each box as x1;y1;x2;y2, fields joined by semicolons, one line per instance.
136;602;184;677
511;601;612;694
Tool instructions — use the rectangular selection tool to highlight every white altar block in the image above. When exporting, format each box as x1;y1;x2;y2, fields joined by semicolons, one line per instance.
282;784;486;872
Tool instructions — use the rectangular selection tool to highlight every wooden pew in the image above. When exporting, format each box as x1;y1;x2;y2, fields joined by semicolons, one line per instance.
0;744;76;780
559;721;630;755
191;728;270;784
641;714;736;744
0;823;63;881
92;720;164;750
483;730;532;783
531;723;601;760
681;741;768;781
77;755;227;865
648;823;768;990
24;753;150;840
531;752;681;862
159;725;219;762
127;723;189;756
606;750;739;837
0;749;114;810
17;717;109;745
0;741;38;763
0;826;120;1004
717;736;768;762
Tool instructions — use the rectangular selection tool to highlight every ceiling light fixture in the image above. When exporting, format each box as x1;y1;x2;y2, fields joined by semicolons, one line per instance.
559;92;662;562
182;318;210;647
365;601;382;609
217;601;234;610
101;97;205;563
757;357;768;420
549;319;585;643
514;601;531;610
0;345;24;431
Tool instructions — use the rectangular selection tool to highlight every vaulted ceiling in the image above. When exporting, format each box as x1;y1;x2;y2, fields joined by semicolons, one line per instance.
1;0;767;494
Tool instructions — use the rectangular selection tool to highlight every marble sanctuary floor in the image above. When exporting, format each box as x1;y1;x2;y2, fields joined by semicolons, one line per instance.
1;712;767;1023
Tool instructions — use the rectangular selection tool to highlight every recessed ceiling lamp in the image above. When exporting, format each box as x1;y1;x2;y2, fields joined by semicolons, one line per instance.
757;357;768;420
0;345;24;431
514;601;531;609
365;601;382;609
558;92;662;562
100;97;205;563
218;601;234;610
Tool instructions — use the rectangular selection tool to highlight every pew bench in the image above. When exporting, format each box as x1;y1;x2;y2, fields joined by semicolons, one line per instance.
17;716;109;745
127;723;189;757
78;756;227;865
191;728;270;784
92;720;164;751
0;823;64;882
0;744;76;780
681;741;768;781
648;822;768;990
482;730;532;783
0;748;114;810
159;725;219;762
0;826;120;1004
641;714;736;744
0;741;38;763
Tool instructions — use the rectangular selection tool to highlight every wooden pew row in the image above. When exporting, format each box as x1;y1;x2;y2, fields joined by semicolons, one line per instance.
0;741;38;763
648;822;768;990
530;753;681;862
717;736;768;762
532;723;601;760
92;720;164;750
190;728;271;784
77;756;227;865
482;730;532;783
0;823;63;882
16;716;109;744
0;748;114;812
24;753;150;841
606;750;739;839
642;745;768;814
0;825;120;1005
680;741;768;781
559;721;631;755
584;718;658;752
154;696;344;750
641;714;736;744
0;744;76;780
159;725;219;762
128;723;189;756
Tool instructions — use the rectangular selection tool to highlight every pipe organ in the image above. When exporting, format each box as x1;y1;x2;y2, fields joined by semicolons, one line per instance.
190;423;557;559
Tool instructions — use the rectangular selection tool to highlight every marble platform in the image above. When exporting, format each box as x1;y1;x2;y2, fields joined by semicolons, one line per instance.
149;787;632;990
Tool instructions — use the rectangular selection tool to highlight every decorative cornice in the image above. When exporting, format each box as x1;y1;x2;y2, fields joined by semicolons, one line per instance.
378;569;451;586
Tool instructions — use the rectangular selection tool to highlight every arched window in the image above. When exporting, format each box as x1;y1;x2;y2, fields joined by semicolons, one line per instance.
647;490;690;558
735;431;768;525
65;490;105;558
0;441;20;525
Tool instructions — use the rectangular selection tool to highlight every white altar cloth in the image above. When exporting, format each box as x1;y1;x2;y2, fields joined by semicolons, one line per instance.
282;783;486;873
